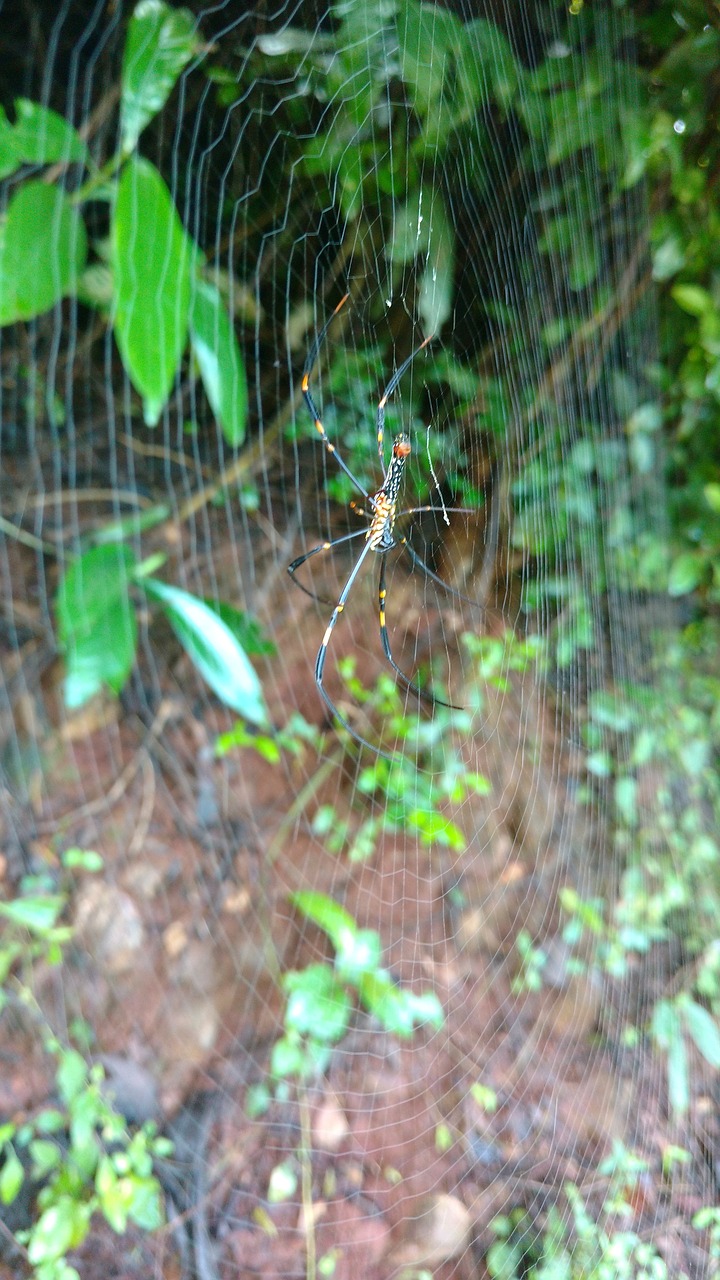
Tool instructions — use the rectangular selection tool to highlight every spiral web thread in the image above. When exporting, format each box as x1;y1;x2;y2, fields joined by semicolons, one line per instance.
0;3;715;1278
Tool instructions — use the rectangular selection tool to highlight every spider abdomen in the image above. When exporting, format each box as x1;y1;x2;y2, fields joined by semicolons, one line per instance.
367;494;397;551
367;433;410;551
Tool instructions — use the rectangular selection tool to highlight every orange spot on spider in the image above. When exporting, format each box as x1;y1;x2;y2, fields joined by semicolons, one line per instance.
393;440;411;458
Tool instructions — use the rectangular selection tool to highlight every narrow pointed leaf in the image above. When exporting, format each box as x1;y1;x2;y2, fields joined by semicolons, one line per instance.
112;157;192;424
0;181;87;324
418;194;455;334
0;1147;24;1206
681;999;720;1069
666;1027;689;1116
141;578;268;725
190;278;248;447
121;0;198;153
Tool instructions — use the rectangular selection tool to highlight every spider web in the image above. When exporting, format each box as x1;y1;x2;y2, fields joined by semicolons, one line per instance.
0;2;716;1279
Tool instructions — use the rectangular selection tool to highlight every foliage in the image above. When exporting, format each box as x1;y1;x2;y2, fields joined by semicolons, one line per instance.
0;861;168;1279
1;3;266;715
55;541;269;724
0;1;247;443
556;622;720;1114
487;1145;671;1279
268;891;444;1084
4;0;720;1267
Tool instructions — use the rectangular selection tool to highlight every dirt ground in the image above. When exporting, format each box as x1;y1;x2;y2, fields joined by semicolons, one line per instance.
1;462;717;1280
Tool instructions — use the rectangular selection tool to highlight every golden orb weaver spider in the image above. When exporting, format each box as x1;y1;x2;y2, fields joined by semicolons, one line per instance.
288;295;473;755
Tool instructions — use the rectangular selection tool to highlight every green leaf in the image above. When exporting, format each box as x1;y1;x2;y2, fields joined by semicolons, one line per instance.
652;1000;690;1116
666;1025;689;1116
418;194;455;334
282;965;351;1042
95;1156;126;1232
56;1048;88;1106
121;0;198;154
27;1198;91;1263
538;213;599;290
93;502;171;545
464;18;519;110
271;1033;312;1079
61;848;104;872
670;283;713;317
546;93;610;165
335;929;383;984
358;970;444;1036
29;1139;62;1178
0;1147;24;1205
589;691;637;732
112;157;193;425
0;181;87;325
203;604;272;655
704;483;720;513
407;809;466;850
668;552;703;597
267;1160;298;1203
388;193;430;265
681;999;720;1068
614;776;638;827
6;99;89;168
56;544;138;707
0;109;19;180
291;891;359;958
397;0;459;117
190;278;248;447
141;577;268;724
0;895;65;933
126;1175;164;1230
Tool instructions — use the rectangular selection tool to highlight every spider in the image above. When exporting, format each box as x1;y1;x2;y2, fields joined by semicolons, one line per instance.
288;294;473;755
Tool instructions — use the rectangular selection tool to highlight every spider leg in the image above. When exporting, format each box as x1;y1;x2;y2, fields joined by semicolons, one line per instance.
288;529;368;605
302;294;375;504
395;506;486;610
376;332;434;464
378;555;462;710
314;539;396;758
315;553;400;760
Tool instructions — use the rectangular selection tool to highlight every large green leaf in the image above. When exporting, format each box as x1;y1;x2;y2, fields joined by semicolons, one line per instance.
0;99;88;180
464;18;519;111
0;182;87;325
190;278;248;447
141;578;268;725
112;157;193;425
56;544;138;707
121;0;198;154
397;0;460;117
418;194;455;334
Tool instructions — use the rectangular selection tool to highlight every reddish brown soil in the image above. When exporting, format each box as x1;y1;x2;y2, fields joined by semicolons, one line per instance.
0;489;716;1280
